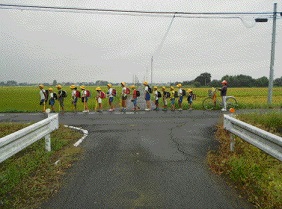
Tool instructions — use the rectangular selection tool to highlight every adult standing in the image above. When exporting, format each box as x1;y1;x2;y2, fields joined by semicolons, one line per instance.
218;80;228;111
143;81;151;111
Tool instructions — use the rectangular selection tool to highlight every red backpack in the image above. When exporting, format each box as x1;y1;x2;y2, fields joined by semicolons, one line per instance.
125;87;130;94
100;91;106;99
112;89;117;97
85;90;91;97
75;90;81;98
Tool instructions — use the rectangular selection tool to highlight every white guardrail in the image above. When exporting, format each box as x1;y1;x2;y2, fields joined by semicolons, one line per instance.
0;113;59;163
224;114;282;161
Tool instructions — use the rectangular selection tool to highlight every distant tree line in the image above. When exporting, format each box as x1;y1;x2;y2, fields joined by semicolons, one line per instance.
1;73;282;87
174;73;282;87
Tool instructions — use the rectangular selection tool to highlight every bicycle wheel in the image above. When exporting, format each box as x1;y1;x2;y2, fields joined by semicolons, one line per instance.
226;97;238;109
202;97;216;110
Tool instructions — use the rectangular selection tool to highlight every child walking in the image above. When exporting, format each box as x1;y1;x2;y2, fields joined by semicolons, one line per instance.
107;83;115;112
39;84;47;112
70;85;79;112
56;84;65;114
177;83;183;110
130;85;139;111
80;85;89;113
187;89;193;110
143;81;151;111
121;82;128;112
162;86;168;111
48;88;56;113
96;87;103;112
153;86;159;111
170;86;175;111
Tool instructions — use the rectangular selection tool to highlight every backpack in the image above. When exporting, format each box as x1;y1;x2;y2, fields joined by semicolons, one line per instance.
85;90;91;98
61;90;67;98
112;89;117;97
174;91;178;98
44;90;49;101
125;87;130;94
157;91;162;98
53;92;58;100
165;91;170;98
182;89;186;96
100;91;106;99
136;90;140;97
192;93;196;100
148;86;152;93
75;90;81;98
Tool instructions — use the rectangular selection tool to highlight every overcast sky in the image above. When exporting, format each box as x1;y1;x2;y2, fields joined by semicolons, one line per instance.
0;0;281;84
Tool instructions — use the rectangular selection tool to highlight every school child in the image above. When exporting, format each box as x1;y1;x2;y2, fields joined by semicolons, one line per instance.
107;83;115;112
130;85;140;111
162;86;168;111
121;82;128;112
70;85;79;112
143;81;151;111
56;84;65;114
177;83;183;110
48;88;56;112
218;80;228;111
153;86;159;111
39;84;47;112
96;87;103;112
80;85;89;112
170;86;175;111
187;89;193;110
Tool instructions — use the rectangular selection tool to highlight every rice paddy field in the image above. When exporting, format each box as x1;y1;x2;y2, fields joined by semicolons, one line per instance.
0;86;281;112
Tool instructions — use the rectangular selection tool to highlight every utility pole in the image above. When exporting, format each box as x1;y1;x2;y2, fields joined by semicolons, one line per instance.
267;3;277;105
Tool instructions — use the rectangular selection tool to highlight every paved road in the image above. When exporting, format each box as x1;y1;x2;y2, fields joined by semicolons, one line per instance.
0;111;253;209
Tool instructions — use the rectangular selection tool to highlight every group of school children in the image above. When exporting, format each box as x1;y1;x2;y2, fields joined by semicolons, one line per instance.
38;81;195;113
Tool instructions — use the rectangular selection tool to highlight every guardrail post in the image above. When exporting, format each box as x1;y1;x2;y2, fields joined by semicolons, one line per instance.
45;134;51;152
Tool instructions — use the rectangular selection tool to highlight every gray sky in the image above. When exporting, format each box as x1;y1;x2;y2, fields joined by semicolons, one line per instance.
0;0;282;84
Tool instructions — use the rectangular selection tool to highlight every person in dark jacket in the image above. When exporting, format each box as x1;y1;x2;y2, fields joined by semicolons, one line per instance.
218;80;228;111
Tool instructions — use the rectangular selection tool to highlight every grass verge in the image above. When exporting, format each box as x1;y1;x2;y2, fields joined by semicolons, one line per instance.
208;112;282;208
0;123;83;209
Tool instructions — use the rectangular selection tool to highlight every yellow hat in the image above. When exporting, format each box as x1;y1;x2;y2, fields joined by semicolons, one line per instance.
48;88;53;91
70;85;76;89
107;83;112;88
130;85;135;89
96;87;102;91
121;82;126;86
188;89;192;93
143;81;148;85
162;86;166;90
56;84;62;89
39;84;44;88
177;83;182;88
153;86;158;89
170;86;174;90
80;85;85;90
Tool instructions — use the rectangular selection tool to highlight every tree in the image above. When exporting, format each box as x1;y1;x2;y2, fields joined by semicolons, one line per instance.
274;76;282;86
52;80;57;86
194;73;211;86
255;76;268;87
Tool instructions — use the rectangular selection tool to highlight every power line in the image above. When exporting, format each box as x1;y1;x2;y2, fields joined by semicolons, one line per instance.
0;3;279;18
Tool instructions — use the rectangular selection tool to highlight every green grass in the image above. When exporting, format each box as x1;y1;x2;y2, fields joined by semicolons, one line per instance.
208;112;282;208
0;123;83;209
0;86;281;112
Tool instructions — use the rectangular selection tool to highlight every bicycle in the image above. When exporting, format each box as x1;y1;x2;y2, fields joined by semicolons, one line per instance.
202;87;238;110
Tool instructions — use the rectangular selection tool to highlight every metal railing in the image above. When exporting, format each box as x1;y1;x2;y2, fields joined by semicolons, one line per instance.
0;113;59;163
224;114;282;161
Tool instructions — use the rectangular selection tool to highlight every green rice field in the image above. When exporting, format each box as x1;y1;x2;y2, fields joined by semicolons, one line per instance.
0;86;281;112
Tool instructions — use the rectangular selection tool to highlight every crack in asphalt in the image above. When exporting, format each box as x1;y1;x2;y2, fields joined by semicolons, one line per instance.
168;122;204;163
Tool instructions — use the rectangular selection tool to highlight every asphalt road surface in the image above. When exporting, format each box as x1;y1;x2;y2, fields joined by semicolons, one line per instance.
0;110;253;209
